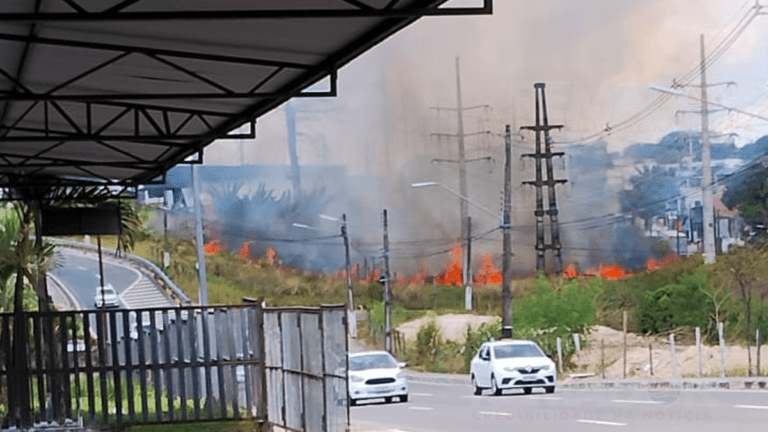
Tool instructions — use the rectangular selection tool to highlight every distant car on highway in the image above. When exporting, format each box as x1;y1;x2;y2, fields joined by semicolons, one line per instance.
470;339;556;396
348;351;408;406
94;284;119;308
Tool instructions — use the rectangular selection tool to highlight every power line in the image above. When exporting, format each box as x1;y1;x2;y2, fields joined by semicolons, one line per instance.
555;2;762;146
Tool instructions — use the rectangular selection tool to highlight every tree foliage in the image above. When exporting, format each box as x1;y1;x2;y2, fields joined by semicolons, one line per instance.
637;267;713;334
722;162;768;235
619;165;680;227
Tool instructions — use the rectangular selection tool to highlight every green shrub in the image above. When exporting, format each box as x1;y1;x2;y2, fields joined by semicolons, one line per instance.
462;318;501;370
637;267;713;334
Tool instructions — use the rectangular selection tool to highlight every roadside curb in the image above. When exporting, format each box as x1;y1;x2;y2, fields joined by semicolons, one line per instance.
559;377;768;391
403;370;768;390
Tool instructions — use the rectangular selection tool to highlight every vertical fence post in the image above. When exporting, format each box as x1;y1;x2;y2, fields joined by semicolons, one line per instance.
695;327;702;378
601;339;605;379
556;337;563;374
669;333;677;378
649;343;653;377
756;329;761;377
623;311;627;379
718;321;726;377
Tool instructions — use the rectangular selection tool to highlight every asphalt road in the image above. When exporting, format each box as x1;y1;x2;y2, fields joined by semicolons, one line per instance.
51;250;141;310
352;380;768;432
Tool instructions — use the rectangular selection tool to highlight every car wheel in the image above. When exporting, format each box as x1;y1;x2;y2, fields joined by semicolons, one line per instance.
491;375;502;396
385;396;392;403
523;387;532;395
545;386;555;394
472;375;482;396
349;398;357;407
400;394;408;403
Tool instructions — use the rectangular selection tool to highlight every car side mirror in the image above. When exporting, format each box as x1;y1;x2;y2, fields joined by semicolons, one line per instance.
397;362;407;368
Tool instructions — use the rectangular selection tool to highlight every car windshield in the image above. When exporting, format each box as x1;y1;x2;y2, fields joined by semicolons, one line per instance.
349;354;397;371
97;287;116;296
493;343;544;359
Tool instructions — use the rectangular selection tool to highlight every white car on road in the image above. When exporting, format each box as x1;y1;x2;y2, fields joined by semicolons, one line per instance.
348;351;408;406
470;340;556;396
94;284;120;308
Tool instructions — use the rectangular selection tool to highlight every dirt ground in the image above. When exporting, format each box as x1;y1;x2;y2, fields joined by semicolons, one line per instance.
395;314;768;378
396;314;497;342
574;325;768;379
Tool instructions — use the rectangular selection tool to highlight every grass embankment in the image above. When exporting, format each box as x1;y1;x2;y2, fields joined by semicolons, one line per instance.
92;223;768;377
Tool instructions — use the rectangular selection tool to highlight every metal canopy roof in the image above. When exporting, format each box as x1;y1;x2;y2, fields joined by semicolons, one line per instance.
0;0;491;194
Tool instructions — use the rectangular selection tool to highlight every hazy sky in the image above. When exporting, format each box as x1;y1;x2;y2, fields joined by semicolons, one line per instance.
201;0;768;272
208;0;768;170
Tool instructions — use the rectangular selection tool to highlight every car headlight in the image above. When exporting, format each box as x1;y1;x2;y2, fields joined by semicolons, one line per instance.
541;364;551;371
503;366;516;372
350;375;364;383
396;372;403;380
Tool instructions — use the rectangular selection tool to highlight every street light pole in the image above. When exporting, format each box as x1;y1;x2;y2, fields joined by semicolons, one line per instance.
411;182;502;223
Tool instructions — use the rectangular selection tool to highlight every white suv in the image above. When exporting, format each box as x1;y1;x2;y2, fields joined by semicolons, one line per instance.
470;340;556;396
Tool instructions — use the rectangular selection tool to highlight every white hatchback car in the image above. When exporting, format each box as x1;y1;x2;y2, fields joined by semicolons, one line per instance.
348;351;408;406
94;284;120;308
470;340;556;396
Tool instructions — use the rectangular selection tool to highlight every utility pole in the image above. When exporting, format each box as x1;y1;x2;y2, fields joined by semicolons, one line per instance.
673;35;731;263
465;217;472;310
192;164;209;305
521;83;567;274
285;101;302;196
502;125;514;338
430;57;491;290
341;214;357;338
382;209;392;354
700;34;716;264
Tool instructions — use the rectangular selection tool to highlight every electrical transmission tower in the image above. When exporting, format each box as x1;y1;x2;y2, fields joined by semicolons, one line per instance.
430;57;491;286
521;83;567;274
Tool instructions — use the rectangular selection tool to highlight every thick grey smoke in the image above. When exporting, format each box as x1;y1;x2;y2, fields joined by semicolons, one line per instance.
202;0;755;276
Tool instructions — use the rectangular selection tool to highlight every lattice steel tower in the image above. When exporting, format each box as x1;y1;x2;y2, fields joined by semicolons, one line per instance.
521;83;567;274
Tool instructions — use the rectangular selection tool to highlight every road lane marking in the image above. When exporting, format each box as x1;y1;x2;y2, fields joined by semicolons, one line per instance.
408;406;434;411
576;419;627;426
734;405;768;410
611;399;662;405
412;393;433;397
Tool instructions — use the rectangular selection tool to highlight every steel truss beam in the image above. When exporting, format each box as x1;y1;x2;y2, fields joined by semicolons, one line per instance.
0;99;256;143
0;0;492;22
0;183;137;201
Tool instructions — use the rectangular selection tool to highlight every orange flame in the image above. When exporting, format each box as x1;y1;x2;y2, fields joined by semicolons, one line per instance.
598;264;630;279
436;246;463;285
563;263;579;278
409;268;429;286
647;253;682;271
238;241;252;261
205;240;223;255
265;247;277;267
473;253;502;285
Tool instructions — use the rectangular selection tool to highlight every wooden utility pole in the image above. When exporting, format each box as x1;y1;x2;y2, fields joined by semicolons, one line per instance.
342;214;356;338
382;210;392;353
502;125;513;338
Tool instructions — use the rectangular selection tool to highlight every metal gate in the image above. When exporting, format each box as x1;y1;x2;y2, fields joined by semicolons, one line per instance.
0;304;348;431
